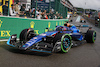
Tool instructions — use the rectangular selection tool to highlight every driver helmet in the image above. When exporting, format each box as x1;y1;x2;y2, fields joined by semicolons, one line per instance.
64;23;70;27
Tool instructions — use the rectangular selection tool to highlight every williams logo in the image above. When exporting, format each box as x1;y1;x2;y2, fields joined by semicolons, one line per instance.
0;20;3;27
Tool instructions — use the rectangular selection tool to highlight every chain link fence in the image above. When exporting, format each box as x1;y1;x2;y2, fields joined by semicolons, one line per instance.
55;0;68;18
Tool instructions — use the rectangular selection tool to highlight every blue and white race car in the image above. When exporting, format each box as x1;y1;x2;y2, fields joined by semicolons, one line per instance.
7;23;96;53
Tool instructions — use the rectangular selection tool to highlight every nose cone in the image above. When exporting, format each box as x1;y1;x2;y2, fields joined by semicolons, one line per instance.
21;36;44;50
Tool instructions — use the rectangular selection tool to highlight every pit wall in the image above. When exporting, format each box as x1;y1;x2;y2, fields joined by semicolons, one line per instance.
0;16;68;39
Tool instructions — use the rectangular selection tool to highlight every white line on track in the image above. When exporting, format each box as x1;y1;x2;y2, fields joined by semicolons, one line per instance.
0;39;8;42
76;16;81;22
0;39;19;42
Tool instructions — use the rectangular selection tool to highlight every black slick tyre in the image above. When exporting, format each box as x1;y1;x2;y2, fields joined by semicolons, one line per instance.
85;30;96;43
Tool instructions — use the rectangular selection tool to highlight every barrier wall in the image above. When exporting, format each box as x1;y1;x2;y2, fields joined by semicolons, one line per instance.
0;16;68;39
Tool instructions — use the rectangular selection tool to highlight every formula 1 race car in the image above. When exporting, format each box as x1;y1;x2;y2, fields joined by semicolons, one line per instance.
7;24;96;54
69;19;73;22
95;17;100;26
80;18;86;23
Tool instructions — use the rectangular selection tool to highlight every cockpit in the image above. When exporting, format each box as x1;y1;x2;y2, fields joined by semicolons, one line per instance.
55;25;79;33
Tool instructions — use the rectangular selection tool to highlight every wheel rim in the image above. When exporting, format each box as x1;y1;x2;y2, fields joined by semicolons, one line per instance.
63;38;70;48
93;31;96;42
61;34;72;53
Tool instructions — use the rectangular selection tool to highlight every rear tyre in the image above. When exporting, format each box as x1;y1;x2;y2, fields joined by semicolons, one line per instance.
53;33;72;53
85;30;96;43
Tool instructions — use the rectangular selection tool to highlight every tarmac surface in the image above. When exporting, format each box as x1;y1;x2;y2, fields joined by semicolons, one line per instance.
0;16;100;67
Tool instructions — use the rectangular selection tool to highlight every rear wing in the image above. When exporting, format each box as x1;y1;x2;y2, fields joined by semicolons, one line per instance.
76;25;89;27
76;25;92;31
